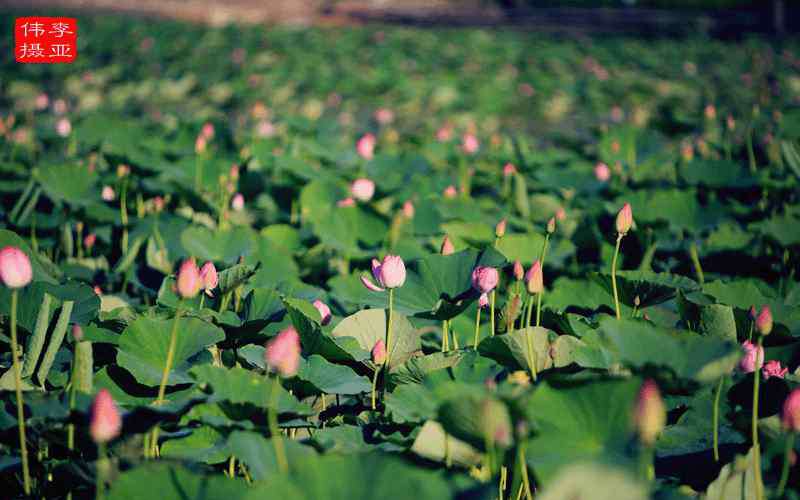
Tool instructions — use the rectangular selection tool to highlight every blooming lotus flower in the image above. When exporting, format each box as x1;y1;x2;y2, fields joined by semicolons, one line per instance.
231;193;245;211
471;266;499;294
440;236;455;256
615;203;633;235
90;389;122;444
350;178;375;202
513;260;524;281
199;262;218;297
738;340;765;373
0;246;32;289
503;163;517;177
783;388;800;431
461;133;479;155
265;326;301;377
495;219;507;238
372;339;387;365
402;200;415;219
356;133;376;160
176;258;201;299
101;186;115;201
755;306;773;336
313;299;332;326
337;197;356;208
762;360;788;380
479;292;489;309
594;162;611;182
525;260;543;295
443;185;457;199
55;118;71;137
362;255;406;291
634;380;665;446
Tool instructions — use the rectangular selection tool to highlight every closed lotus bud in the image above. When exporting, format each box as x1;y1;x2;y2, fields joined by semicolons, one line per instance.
229;164;240;181
525;260;543;295
117;164;130;178
84;233;97;250
546;217;556;234
356;133;376;160
337;197;355;208
201;122;215;140
372;339;387;365
440;236;455;256
265;326;301;377
762;360;788;380
495;218;507;238
231;193;245;211
72;324;84;342
634;380;665;446
312;299;332;326
195;135;207;154
471;266;499;294
755;306;773;336
503;163;517;177
738;340;764;373
615;203;633;235
90;389;122;444
378;255;406;289
479;292;489;309
556;207;566;221
153;196;165;212
594;162;611;182
350;178;376;202
56;117;72;137
726;115;736;131
443;185;458;199
199;262;218;297
782;388;800;431
436;124;453;142
749;305;758;321
0;246;33;289
402;200;415;219
513;260;524;281
461;133;479;155
176;258;201;299
101;186;116;201
704;104;716;121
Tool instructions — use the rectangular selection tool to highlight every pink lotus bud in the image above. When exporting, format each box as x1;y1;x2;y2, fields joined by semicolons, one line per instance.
372;339;387;365
513;260;524;281
594;162;611;182
93;285;102;295
610;106;624;123
256;120;275;138
176;258;201;299
374;108;394;125
356;133;376;160
615;203;633;235
101;186;116;202
525;260;543;295
402;200;415;219
350;178;376;202
738;340;765;373
199;262;218;297
362;254;406;291
704;104;716;121
634;380;665;446
72;324;84;342
231;193;245;211
611;140;621;154
337;197;356;208
782;388;800;431
55;118;71;137
195;135;207;154
749;305;758;321
117;164;130;178
443;185;457;199
495;219;507;238
461;133;479;155
546;217;556;235
265;326;301;377
471;266;499;294
84;233;96;250
479;292;489;309
755;306;773;336
90;389;122;444
0;246;33;289
153;196;165;212
726;115;736;131
440;236;455;256
556;207;566;221
35;93;49;110
762;360;788;380
201;122;215;140
436;125;453;142
503;163;517;177
312;299;332;326
681;140;694;162
229;164;240;181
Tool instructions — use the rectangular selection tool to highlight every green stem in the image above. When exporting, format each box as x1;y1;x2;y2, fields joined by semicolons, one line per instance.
199;294;205;311
96;442;107;500
371;366;381;410
473;306;481;350
525;324;537;382
525;295;533;329
150;303;183;457
777;432;795;497
535;291;542;327
689;242;704;285
10;291;31;495
120;181;129;255
752;336;763;500
441;320;449;352
519;443;533;500
386;289;395;364
611;233;623;320
712;376;725;462
490;290;496;337
746;126;756;173
268;375;288;474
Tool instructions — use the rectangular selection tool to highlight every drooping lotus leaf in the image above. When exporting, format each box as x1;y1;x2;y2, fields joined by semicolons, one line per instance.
478;327;555;374
180;226;256;262
703;447;759;500
227;430;318;481
294;354;372;395
390;350;465;385
285;298;366;363
438;392;513;452
410;420;482;468
591;270;700;308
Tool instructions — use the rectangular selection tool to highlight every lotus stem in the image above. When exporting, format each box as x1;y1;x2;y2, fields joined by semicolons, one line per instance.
777;431;795;497
611;233;623;320
712;376;724;462
10;291;31;495
519;442;533;500
689;242;704;285
499;465;507;500
752;335;763;500
525;295;533;328
199;294;205;311
371;366;381;410
150;302;183;457
120;180;129;255
386;288;395;364
525;324;537;382
490;290;496;337
268;374;289;474
441;320;449;352
95;442;107;500
473;305;481;349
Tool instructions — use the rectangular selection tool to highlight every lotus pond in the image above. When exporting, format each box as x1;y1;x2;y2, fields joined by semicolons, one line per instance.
1;11;800;500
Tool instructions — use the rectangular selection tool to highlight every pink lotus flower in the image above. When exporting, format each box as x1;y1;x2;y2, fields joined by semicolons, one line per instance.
72;324;84;342
495;219;507;238
362;255;407;291
610;106;624;123
402;200;415;219
372;339;387;365
35;93;49;110
256;120;276;138
471;266;499;294
0;246;33;289
313;299;332;326
783;388;800;431
195;135;207;154
503;163;517;177
265;326;301;377
176;258;201;299
738;340;765;373
556;207;566;221
84;233;97;250
231;193;245;211
704;104;716;121
594;162;611;182
229;164;240;181
634;380;665;445
357;133;376;160
461;133;479;155
199;262;218;297
762;360;788;380
436;125;453;142
479;292;489;309
440;236;455;256
337;197;356;208
56;118;71;137
755;306;773;336
90;389;122;444
525;260;543;295
101;186;115;201
443;185;458;199
615;203;633;235
93;285;102;295
350;178;375;202
374;108;394;125
201;122;215;140
513;260;524;281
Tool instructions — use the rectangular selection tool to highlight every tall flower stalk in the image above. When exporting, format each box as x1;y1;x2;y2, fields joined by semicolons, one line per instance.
471;267;498;349
264;326;301;474
778;388;800;496
750;306;772;500
90;390;121;500
612;204;633;319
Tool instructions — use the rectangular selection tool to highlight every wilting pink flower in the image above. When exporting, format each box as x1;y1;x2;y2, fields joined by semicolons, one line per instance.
513;260;524;281
265;326;301;377
436;125;453;142
350;178;375;202
472;266;499;294
56;118;71;137
199;262;218;297
374;108;394;125
0;246;33;289
357;133;376;160
362;255;407;292
101;186;115;201
90;389;122;444
755;306;773;336
372;339;387;365
503;163;517;177
738;340;765;373
762;360;788;380
72;324;84;342
231;193;245;211
634;380;665;445
783;388;800;431
525;260;543;295
461;133;479;155
313;299;332;326
443;185;458;199
616;203;633;235
479;292;489;309
84;233;97;250
440;236;455;256
35;93;49;110
176;258;201;299
594;162;611;182
495;219;507;238
402;200;414;219
337;197;356;208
